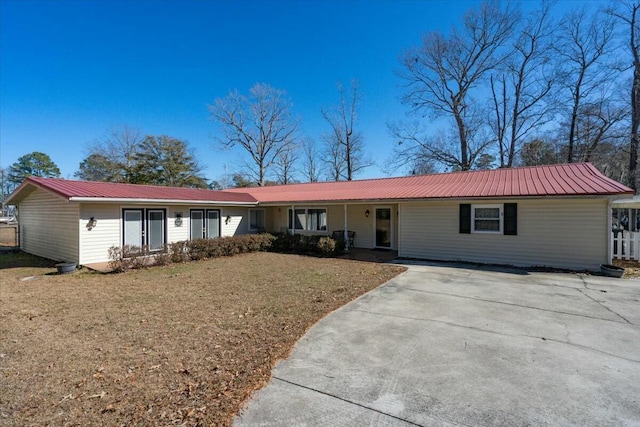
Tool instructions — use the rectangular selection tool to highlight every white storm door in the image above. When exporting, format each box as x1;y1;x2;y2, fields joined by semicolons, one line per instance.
123;210;143;248
147;210;165;251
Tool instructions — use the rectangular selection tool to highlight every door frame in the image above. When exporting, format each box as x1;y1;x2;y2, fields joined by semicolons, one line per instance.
373;205;394;249
190;209;221;239
122;208;167;251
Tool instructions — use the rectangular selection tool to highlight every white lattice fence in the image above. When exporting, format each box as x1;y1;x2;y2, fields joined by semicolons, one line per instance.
612;231;640;260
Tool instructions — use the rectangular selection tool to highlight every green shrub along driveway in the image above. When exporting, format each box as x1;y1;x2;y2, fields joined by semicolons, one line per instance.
235;261;640;426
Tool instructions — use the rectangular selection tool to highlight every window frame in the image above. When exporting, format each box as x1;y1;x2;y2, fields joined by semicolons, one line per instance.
288;207;327;232
248;208;266;232
471;204;503;234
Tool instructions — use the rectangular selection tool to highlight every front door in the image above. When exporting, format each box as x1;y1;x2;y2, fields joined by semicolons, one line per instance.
375;207;392;248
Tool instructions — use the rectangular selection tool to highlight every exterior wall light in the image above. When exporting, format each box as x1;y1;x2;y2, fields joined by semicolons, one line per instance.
226;215;232;224
87;217;97;230
175;213;183;227
365;209;370;218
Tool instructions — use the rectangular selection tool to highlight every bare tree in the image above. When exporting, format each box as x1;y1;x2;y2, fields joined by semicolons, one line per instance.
273;142;298;184
388;120;492;172
572;89;628;163
489;2;555;167
555;7;618;163
398;0;518;170
609;1;640;191
77;125;142;182
519;138;560;166
301;138;321;182
210;83;298;186
321;80;371;181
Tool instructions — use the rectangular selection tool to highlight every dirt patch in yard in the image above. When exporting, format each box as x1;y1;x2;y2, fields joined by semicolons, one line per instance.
0;252;405;426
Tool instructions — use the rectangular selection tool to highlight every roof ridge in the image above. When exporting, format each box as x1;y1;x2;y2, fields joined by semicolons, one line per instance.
224;162;596;191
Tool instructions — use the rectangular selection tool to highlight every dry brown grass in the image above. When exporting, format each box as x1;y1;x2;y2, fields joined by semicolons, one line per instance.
613;259;640;278
0;251;405;426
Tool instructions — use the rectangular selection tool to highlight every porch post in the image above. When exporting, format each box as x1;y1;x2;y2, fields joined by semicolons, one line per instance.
343;204;349;252
291;205;295;235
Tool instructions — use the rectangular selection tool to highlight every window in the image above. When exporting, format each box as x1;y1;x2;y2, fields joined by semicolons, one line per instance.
472;205;502;233
288;208;327;232
307;209;327;231
249;209;265;231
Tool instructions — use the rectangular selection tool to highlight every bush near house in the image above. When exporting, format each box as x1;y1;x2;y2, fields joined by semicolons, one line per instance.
108;233;345;272
108;234;276;272
268;232;344;257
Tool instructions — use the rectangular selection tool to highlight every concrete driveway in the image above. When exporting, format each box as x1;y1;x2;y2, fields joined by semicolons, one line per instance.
235;262;640;426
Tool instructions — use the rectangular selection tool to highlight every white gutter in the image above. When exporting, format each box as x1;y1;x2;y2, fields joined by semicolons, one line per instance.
68;197;257;206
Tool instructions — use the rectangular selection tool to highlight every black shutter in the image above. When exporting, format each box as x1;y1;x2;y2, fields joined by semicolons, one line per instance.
504;203;517;235
460;204;471;234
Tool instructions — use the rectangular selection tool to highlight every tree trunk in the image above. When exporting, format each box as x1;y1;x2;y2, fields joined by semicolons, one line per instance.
453;104;469;170
630;5;640;193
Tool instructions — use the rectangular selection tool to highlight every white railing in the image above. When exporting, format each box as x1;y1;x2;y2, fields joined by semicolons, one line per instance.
612;231;640;260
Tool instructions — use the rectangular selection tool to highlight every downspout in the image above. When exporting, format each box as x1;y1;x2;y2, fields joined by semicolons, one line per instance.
607;198;613;264
343;204;349;252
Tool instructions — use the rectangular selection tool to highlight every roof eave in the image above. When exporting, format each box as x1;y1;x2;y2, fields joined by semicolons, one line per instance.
68;197;257;206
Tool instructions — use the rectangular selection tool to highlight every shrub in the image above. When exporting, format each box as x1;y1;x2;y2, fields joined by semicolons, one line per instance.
108;245;149;272
169;241;188;263
153;247;172;266
317;236;337;257
108;234;276;272
269;232;343;257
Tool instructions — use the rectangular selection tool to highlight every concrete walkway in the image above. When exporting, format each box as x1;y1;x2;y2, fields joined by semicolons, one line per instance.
235;261;640;426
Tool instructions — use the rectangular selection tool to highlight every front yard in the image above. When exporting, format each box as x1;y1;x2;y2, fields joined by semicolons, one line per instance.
0;252;405;426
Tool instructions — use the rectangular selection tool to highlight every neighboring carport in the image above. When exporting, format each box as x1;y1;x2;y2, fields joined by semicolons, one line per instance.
235;262;640;426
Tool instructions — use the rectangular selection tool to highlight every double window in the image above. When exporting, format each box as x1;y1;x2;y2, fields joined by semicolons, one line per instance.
288;208;327;232
122;208;166;251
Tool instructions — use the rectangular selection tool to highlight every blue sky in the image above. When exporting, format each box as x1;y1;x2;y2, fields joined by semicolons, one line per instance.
0;0;592;183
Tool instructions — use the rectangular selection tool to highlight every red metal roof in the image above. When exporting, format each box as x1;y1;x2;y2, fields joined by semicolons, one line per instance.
8;163;632;206
225;163;633;203
10;177;257;204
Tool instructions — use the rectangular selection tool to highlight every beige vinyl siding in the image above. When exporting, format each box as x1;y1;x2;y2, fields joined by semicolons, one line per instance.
166;206;250;241
19;188;79;263
399;198;608;271
221;207;250;236
78;204;122;265
167;207;189;242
